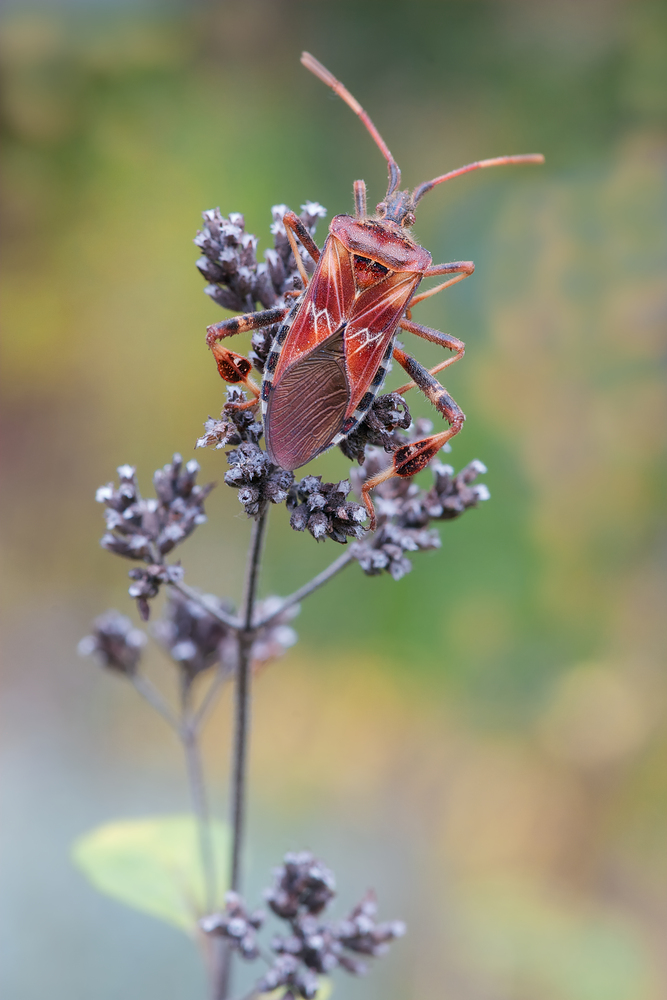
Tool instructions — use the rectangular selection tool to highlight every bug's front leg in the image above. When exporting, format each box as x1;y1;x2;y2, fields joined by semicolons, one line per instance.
282;210;321;288
360;348;465;530
206;307;288;405
206;306;289;347
282;211;321;264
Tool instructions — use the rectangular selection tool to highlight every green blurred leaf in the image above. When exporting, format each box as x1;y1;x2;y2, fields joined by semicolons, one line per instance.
72;814;229;934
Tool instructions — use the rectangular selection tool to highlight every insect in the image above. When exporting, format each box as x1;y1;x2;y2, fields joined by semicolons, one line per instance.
206;52;544;529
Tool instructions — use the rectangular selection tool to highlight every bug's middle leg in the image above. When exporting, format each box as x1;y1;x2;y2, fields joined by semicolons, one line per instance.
405;260;474;316
360;347;465;530
394;318;465;391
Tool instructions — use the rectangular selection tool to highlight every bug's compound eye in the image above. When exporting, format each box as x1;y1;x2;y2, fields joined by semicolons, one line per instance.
376;201;388;217
402;212;416;228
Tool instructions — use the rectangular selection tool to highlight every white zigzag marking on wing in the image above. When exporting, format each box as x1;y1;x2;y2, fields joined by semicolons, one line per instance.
346;326;385;356
309;301;335;340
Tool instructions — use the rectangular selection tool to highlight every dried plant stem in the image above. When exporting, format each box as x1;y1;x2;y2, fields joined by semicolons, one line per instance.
131;673;179;728
193;662;234;732
217;504;269;1000
181;680;217;916
231;505;269;890
170;579;241;630
253;549;354;628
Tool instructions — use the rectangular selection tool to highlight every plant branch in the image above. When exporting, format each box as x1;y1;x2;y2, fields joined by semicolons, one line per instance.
231;505;268;889
192;662;234;734
253;549;355;628
170;579;242;631
131;673;179;729
180;679;217;916
216;504;269;1000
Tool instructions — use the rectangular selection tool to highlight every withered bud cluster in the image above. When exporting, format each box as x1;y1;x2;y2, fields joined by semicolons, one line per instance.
348;418;490;581
152;592;237;682
200;892;265;960
196;387;263;450
78;610;146;676
194;201;326;315
199;388;294;519
225;443;294;518
201;852;404;1000
265;852;336;918
127;563;184;621
96;456;214;617
339;392;412;464
287;477;367;543
97;458;213;561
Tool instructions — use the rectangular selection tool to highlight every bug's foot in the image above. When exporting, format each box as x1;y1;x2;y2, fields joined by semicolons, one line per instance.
210;344;260;401
361;428;457;531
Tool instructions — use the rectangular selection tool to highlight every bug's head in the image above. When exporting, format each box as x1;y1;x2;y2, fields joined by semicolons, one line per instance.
375;189;416;228
301;52;545;229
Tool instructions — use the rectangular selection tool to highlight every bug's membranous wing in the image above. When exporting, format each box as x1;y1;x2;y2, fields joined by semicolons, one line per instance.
264;326;349;471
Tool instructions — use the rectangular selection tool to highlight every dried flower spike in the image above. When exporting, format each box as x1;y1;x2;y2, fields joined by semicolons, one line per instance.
78;610;146;676
287;477;367;543
152;592;237;682
200;891;265;960
97;456;214;561
265;852;336;919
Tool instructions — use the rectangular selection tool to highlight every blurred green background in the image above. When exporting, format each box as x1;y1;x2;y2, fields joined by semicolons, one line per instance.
2;0;666;997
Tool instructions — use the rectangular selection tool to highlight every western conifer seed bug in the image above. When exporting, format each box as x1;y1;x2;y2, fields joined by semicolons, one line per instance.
206;53;544;529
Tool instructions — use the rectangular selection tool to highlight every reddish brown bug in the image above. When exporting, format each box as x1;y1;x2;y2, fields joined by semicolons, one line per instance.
206;53;544;529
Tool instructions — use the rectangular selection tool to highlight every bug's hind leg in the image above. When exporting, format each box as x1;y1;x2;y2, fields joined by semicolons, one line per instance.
361;347;465;530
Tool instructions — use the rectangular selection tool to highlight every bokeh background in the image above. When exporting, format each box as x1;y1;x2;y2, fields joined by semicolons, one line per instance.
2;0;667;997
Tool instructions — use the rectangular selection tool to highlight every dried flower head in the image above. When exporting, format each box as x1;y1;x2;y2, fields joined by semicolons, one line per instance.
78;610;146;676
128;563;184;621
335;890;406;963
256;853;404;997
196;388;263;451
348;435;490;579
225;441;294;518
200;891;265;960
195;202;326;317
256;953;319;1000
265;852;336;919
287;477;367;543
152;592;237;682
338;392;412;464
97;456;214;561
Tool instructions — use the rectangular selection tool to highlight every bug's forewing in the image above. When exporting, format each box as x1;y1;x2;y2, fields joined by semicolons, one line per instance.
273;237;356;378
344;270;421;414
265;237;356;471
265;236;420;470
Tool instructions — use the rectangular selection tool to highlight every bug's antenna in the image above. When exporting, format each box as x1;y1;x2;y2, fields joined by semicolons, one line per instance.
301;52;401;197
413;154;545;204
